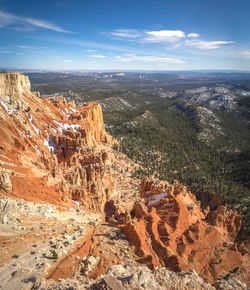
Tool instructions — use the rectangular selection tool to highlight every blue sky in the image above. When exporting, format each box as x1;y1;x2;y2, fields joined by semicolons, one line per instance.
0;0;250;71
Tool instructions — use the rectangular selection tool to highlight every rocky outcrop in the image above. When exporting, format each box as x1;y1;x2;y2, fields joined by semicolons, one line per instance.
0;72;35;98
0;173;12;192
119;178;249;285
44;263;248;289
92;265;215;290
0;73;114;212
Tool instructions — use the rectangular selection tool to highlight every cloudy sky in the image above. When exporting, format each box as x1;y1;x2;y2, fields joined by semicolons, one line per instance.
0;0;250;71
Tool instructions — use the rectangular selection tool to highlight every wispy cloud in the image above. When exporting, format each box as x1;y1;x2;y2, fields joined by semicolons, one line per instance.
85;49;96;52
187;33;200;38
63;59;73;63
111;29;141;39
115;54;183;64
241;50;250;58
89;54;107;58
16;45;35;49
186;39;235;49
0;10;71;33
108;29;186;43
145;30;185;43
107;28;235;50
33;35;136;53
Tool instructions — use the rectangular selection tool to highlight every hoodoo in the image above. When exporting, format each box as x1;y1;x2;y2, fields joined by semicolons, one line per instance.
119;178;249;285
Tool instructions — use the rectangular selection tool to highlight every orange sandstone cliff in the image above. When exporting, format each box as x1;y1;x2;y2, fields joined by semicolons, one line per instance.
119;178;249;285
0;72;114;212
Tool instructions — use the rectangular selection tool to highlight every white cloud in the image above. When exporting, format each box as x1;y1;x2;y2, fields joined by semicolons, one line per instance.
0;10;71;33
242;50;250;58
145;30;185;43
186;39;234;49
16;45;34;49
85;49;96;52
111;29;141;38
187;33;200;38
107;28;235;53
89;54;107;58
63;59;73;63
115;54;183;64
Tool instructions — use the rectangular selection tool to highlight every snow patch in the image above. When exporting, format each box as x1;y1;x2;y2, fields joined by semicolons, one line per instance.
28;114;41;136
18;99;27;111
35;144;41;154
53;120;82;133
59;108;75;121
147;192;168;206
69;106;77;113
52;128;58;134
0;100;17;115
72;200;80;206
44;135;57;154
119;98;133;108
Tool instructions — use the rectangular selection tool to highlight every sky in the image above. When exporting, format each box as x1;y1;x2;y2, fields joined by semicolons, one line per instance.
0;0;250;71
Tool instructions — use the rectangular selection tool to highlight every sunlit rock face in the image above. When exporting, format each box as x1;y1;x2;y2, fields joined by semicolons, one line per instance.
120;177;249;285
0;72;114;212
0;72;32;97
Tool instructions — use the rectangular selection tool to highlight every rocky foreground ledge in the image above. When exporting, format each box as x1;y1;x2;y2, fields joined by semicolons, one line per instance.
0;194;248;290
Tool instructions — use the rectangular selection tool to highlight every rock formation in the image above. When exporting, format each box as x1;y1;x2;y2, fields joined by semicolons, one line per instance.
119;178;249;285
0;173;12;192
0;72;33;98
0;72;114;212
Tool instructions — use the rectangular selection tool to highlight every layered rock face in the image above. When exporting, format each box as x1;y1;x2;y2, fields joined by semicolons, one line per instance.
0;72;34;98
0;73;114;211
120;178;249;284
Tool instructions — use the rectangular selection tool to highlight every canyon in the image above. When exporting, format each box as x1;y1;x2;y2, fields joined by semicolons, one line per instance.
0;73;249;289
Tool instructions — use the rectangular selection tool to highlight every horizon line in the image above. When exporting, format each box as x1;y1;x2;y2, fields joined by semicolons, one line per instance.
1;68;250;73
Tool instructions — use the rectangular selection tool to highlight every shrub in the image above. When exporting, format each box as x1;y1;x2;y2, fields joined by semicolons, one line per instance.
51;250;58;259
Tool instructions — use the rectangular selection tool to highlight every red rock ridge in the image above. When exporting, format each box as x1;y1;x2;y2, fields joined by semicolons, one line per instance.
119;177;249;285
0;73;114;211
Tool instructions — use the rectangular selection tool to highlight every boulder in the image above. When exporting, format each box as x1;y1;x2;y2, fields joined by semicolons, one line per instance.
0;173;12;191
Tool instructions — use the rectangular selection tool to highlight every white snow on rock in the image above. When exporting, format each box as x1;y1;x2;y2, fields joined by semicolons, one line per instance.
0;99;17;115
119;98;133;108
53;120;82;133
44;135;57;153
35;144;41;154
17;99;27;111
52;128;58;134
59;108;72;120
28;114;41;136
69;106;77;113
72;200;80;206
147;192;168;206
198;107;220;123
